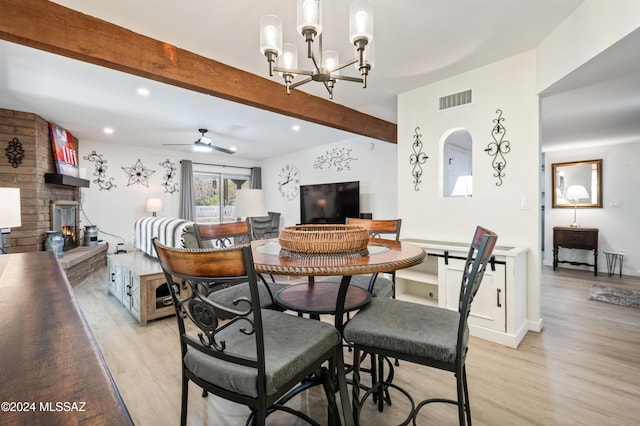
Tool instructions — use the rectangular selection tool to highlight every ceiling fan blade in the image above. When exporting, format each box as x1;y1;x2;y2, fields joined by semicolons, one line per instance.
194;140;235;154
210;145;236;155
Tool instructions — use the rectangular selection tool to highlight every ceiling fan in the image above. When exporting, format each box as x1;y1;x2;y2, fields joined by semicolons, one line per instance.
163;128;236;154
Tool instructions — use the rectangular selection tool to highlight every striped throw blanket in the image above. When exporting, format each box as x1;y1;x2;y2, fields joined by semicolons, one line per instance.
134;217;194;258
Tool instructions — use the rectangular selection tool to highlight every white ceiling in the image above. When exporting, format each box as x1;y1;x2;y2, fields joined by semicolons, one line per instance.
1;0;638;160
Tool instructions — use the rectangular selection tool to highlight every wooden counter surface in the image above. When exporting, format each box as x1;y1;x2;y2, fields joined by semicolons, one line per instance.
0;251;132;425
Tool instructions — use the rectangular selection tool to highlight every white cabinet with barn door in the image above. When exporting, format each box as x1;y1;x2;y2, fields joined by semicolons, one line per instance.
397;239;528;348
438;257;506;333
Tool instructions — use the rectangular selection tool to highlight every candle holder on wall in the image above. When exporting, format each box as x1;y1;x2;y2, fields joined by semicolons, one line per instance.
409;127;428;191
484;109;511;186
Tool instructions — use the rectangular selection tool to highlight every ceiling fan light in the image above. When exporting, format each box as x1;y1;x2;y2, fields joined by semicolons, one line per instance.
199;135;213;144
193;144;212;153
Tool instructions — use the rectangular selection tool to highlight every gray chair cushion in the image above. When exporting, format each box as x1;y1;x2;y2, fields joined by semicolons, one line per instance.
184;309;340;398
349;274;394;297
343;297;466;364
315;274;394;298
208;281;289;313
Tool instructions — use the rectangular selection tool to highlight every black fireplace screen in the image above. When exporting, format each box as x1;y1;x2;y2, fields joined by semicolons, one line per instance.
51;201;79;251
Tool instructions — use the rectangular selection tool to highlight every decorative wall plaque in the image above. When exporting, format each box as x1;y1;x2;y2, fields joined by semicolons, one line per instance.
159;159;179;194
5;137;25;168
83;151;116;191
314;147;357;171
122;159;155;187
485;109;511;186
409;127;428;191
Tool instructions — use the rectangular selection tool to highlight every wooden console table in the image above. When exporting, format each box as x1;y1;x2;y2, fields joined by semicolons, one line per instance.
553;226;599;276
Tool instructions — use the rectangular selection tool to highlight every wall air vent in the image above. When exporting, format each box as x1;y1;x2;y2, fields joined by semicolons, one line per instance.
439;89;472;110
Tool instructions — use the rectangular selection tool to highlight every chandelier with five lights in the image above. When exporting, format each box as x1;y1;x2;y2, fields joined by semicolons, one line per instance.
260;0;374;99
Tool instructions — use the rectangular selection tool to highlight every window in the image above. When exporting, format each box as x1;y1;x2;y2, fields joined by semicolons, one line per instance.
193;171;250;223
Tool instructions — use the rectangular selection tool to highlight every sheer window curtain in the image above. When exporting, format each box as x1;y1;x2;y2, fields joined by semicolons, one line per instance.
180;160;195;221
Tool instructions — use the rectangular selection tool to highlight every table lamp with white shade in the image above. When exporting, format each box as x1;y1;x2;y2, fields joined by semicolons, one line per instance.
564;184;589;228
451;175;473;197
146;198;163;217
0;188;22;254
235;189;268;238
235;189;268;217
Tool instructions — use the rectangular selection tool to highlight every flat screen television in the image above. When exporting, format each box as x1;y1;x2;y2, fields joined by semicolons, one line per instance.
299;181;360;224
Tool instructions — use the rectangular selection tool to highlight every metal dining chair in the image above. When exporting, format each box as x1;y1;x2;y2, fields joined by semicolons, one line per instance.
152;239;342;426
193;221;289;319
343;226;498;425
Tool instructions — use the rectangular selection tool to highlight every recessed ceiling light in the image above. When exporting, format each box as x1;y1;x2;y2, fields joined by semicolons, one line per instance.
103;127;114;134
137;88;150;96
292;124;301;131
230;146;237;152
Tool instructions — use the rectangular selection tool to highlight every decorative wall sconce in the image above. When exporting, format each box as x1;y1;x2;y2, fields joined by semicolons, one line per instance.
484;109;511;186
409;127;428;191
5;137;25;168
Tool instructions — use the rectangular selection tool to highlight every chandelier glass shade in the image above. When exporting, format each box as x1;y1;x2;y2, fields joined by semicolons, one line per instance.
260;0;374;99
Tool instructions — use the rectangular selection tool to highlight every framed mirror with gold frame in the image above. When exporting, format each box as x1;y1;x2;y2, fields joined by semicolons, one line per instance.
551;159;602;208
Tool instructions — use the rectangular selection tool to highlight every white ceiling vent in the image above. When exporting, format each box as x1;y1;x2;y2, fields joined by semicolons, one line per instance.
439;89;472;110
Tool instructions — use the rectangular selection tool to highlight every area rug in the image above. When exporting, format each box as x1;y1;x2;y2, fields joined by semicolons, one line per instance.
588;285;640;309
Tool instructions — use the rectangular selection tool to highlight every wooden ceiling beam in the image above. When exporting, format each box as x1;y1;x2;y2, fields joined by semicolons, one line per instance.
0;0;397;144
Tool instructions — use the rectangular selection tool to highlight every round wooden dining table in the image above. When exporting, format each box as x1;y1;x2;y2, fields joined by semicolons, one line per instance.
251;237;426;426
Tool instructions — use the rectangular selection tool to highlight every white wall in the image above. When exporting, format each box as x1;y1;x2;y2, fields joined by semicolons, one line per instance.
537;0;640;92
398;50;542;329
79;135;398;252
261;136;398;228
544;142;640;275
78;140;258;251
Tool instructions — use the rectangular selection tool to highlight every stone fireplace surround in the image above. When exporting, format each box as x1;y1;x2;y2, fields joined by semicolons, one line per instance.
0;108;106;284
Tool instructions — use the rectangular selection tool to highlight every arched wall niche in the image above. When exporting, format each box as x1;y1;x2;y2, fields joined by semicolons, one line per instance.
440;128;473;197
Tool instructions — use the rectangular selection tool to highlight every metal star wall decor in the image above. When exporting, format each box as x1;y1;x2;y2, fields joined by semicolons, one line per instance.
83;150;116;191
314;147;357;171
159;159;179;194
484;109;511;186
409;127;428;191
122;158;155;187
5;137;25;168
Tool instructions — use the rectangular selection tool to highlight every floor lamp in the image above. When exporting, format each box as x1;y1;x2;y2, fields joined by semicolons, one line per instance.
0;188;22;254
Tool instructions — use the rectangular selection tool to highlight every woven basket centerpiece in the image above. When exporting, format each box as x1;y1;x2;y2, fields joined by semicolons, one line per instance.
278;224;370;258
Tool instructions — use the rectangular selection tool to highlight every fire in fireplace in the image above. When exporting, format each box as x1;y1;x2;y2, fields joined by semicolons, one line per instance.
51;200;80;251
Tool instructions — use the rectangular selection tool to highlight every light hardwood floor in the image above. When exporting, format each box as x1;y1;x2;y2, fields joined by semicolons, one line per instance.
73;266;640;425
